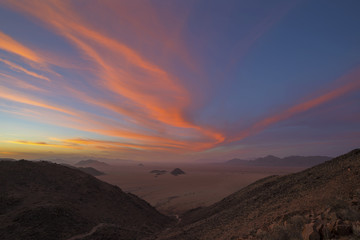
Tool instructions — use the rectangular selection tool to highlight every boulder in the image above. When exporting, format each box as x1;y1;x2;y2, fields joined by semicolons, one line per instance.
302;223;321;240
352;221;360;236
334;220;352;236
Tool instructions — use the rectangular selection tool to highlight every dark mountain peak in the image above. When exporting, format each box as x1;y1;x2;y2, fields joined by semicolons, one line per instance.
171;168;185;176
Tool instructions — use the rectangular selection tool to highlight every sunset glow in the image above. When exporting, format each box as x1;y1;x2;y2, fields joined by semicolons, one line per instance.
1;0;359;161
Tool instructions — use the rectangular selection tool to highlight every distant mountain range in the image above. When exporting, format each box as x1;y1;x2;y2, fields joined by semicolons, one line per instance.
0;158;15;161
225;155;332;167
77;167;105;176
75;159;109;167
59;163;106;176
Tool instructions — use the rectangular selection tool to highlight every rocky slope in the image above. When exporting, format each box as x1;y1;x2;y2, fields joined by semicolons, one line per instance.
158;149;360;240
0;160;172;240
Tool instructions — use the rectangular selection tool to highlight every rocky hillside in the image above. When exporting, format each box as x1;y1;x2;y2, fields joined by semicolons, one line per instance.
158;149;360;240
0;160;172;240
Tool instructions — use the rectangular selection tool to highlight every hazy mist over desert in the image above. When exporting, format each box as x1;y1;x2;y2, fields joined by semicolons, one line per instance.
1;0;360;239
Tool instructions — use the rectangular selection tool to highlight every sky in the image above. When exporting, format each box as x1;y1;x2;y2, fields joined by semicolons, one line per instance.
0;0;359;162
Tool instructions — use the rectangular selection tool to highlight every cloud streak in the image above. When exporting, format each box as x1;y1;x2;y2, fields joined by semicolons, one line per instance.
0;31;43;63
0;72;47;92
3;0;224;149
0;86;75;116
1;1;358;160
0;58;50;81
0;87;218;152
8;140;81;149
228;67;360;143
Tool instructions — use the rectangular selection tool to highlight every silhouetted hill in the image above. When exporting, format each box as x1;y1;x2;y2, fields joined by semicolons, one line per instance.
59;164;105;177
226;158;249;165
75;159;109;167
226;155;331;167
0;160;171;240
150;170;167;177
0;158;15;161
170;168;185;176
77;167;105;176
158;149;360;239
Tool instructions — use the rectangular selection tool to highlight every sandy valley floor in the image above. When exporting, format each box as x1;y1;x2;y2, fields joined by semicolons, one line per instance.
96;163;304;215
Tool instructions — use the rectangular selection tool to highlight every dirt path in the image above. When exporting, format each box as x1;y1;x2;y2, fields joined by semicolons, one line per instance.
174;214;181;223
66;223;106;240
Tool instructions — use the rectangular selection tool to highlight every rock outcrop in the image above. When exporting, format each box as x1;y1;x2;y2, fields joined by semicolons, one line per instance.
170;168;185;176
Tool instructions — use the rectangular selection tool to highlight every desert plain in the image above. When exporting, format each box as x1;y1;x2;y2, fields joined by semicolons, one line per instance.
95;163;304;215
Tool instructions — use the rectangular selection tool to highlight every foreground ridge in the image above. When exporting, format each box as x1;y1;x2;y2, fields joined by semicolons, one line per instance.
157;149;360;240
1;149;359;239
0;160;172;240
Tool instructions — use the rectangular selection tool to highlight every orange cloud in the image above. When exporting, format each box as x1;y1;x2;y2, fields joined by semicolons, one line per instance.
0;86;75;116
0;31;43;63
98;0;198;73
0;72;47;92
3;0;225;149
0;152;12;155
59;138;179;152
8;140;81;149
0;90;210;152
0;58;50;81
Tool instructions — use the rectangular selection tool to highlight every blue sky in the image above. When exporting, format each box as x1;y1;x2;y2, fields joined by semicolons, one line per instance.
0;0;359;161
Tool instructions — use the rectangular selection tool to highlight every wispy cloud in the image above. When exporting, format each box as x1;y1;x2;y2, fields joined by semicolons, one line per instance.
1;0;358;160
0;86;75;116
0;58;50;81
221;0;300;77
8;140;81;149
0;73;47;92
3;0;224;150
0;89;216;152
228;67;360;143
0;31;43;63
